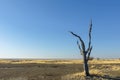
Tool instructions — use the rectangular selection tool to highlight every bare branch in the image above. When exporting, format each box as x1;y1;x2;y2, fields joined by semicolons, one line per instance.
69;31;86;51
87;19;92;53
87;46;92;61
77;41;83;55
77;41;82;51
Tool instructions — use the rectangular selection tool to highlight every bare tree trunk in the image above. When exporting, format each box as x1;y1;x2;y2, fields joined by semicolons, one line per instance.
69;20;92;76
83;54;90;76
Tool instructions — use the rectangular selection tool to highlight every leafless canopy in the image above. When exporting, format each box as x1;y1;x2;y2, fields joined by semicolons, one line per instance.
69;20;92;61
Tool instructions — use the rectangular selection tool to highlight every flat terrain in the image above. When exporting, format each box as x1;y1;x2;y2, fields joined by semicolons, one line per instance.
0;59;120;80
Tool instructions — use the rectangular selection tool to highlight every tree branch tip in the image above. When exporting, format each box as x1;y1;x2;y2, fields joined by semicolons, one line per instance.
68;31;72;33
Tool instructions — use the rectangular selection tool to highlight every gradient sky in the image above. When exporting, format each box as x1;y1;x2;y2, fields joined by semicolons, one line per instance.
0;0;120;59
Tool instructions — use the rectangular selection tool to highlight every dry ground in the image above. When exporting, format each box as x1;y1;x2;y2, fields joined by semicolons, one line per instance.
0;59;120;80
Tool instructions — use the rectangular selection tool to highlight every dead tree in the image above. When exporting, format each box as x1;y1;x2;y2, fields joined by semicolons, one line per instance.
70;20;92;76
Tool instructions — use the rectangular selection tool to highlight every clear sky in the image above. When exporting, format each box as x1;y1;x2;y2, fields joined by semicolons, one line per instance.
0;0;120;59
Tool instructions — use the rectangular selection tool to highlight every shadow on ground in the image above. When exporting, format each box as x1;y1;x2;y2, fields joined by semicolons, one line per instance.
88;74;120;80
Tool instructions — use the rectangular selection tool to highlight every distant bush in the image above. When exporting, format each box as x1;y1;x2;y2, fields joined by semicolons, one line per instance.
87;57;94;61
11;60;20;62
96;58;100;60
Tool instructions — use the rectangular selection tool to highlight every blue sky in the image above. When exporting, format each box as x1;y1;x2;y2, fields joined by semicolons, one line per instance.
0;0;120;59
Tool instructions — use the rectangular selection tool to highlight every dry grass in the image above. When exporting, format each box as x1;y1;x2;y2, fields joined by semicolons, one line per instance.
0;59;120;80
